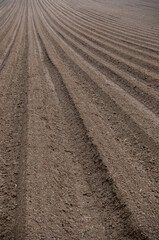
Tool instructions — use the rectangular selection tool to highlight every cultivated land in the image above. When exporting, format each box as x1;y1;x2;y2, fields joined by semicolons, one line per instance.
0;0;159;239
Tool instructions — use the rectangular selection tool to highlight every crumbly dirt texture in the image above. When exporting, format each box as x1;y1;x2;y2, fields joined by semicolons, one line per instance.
0;0;159;239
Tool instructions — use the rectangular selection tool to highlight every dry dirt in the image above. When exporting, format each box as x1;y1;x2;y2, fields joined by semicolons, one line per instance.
0;0;159;239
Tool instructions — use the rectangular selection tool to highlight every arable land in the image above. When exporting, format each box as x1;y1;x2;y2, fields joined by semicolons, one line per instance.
0;0;159;239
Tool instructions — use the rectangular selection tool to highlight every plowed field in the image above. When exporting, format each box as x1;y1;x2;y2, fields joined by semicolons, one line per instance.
0;0;159;239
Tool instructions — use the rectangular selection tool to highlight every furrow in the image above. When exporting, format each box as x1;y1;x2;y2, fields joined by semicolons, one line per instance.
54;0;159;37
37;2;159;117
0;3;24;71
44;0;159;69
34;1;159;183
60;0;159;36
0;0;22;43
0;0;28;239
0;0;15;22
48;0;159;62
0;0;17;30
78;8;159;36
1;0;159;239
39;0;159;93
24;2;107;238
33;5;151;239
77;8;159;42
50;0;159;51
33;3;159;238
0;0;17;33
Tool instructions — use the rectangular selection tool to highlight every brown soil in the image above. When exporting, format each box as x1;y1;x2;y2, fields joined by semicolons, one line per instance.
0;0;159;239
